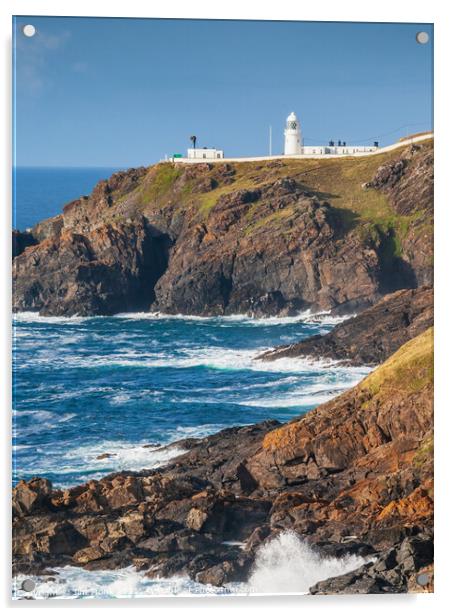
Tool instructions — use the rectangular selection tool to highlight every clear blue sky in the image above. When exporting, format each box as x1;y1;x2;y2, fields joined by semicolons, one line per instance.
13;17;433;167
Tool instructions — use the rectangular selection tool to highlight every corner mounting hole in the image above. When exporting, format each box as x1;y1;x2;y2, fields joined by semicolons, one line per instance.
416;572;430;586
22;24;36;37
21;579;36;592
416;31;429;44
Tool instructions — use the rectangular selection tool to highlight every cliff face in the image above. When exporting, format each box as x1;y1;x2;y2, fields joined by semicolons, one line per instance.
13;218;170;316
13;140;433;316
13;329;433;592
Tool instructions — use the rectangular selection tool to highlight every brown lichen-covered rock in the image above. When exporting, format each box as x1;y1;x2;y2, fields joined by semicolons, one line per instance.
248;329;433;553
13;478;52;516
73;546;105;564
186;508;208;531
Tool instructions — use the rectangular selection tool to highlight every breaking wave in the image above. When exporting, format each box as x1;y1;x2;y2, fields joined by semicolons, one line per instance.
235;532;370;595
12;409;76;438
14;308;353;327
14;343;370;376
13;532;370;599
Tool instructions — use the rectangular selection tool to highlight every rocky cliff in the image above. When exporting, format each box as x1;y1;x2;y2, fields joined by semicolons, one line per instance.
13;140;433;317
259;286;433;365
13;328;433;593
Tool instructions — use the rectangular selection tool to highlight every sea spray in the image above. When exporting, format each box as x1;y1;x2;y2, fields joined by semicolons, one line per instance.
238;531;369;594
13;567;229;600
13;533;371;599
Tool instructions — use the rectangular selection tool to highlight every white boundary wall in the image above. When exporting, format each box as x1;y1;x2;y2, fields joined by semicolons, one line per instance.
166;133;433;164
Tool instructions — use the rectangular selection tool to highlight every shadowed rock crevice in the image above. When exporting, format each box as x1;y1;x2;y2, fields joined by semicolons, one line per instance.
12;230;37;258
375;226;417;294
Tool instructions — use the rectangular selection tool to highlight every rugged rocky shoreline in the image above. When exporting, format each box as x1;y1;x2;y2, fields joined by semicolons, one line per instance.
13;140;433;318
13;328;434;594
258;286;433;366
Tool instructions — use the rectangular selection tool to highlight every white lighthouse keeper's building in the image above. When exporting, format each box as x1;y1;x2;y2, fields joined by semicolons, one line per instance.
284;111;303;155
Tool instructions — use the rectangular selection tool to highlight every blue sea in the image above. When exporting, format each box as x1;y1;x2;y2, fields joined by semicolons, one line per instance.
13;310;370;489
12;167;371;598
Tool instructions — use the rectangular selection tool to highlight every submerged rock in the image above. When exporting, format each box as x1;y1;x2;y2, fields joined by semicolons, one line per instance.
96;453;116;460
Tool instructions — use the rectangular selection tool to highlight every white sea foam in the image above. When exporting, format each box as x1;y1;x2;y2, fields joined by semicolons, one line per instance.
109;391;133;405
15;441;186;484
12;532;370;599
114;309;353;327
167;423;228;441
178;375;366;409
13;308;352;327
60;440;188;474
13;567;228;600
14;424;227;488
233;531;370;595
13;311;88;324
13;409;54;420
241;392;341;409
12;329;34;338
239;380;362;408
37;345;370;376
301;311;356;327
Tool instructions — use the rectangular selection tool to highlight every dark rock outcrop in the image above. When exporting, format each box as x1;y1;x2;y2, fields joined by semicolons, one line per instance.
259;286;433;365
13;330;433;592
12;230;37;258
310;535;434;594
12;140;433;317
13;218;170;316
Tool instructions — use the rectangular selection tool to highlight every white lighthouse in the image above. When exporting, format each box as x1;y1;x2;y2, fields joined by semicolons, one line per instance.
284;111;303;155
